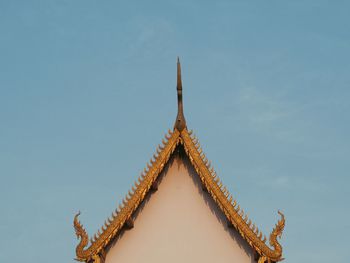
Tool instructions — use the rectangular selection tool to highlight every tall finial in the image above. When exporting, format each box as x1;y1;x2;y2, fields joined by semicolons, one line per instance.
177;57;182;90
174;57;186;131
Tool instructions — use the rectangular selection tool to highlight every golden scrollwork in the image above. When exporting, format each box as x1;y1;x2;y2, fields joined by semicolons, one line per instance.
73;128;285;262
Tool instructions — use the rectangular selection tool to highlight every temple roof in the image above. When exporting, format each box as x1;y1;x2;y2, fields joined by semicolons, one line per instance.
73;59;285;263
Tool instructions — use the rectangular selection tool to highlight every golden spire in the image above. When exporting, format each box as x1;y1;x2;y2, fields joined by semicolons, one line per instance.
174;57;187;131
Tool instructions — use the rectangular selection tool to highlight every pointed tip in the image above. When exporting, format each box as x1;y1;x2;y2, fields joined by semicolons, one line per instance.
177;58;182;90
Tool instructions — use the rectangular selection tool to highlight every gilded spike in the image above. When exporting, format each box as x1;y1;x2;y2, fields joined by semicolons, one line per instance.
204;158;208;165
133;180;139;188
224;190;228;198
236;205;240;212
162;138;167;145
194;139;199;146
252;224;256;232
112;211;117;218
123;198;128;205
218;181;223;189
188;130;193;135
111;211;117;219
244;214;248;222
262;235;267;243
207;160;211;168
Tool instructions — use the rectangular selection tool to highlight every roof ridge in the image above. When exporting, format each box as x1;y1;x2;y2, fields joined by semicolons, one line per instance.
180;129;285;261
74;128;285;263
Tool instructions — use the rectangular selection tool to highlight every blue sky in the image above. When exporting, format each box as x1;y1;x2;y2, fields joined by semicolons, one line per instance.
1;1;349;262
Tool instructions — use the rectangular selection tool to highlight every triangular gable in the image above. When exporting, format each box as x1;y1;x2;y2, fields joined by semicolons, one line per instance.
73;59;285;263
104;147;255;263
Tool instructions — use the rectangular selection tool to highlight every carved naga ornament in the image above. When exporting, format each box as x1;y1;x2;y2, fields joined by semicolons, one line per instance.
73;58;286;263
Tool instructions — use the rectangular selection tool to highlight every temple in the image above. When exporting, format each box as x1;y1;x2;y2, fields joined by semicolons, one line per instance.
73;58;285;263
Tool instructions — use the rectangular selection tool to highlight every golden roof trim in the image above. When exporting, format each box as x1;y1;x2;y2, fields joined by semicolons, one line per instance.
180;129;285;262
73;59;285;263
74;129;181;262
74;128;285;262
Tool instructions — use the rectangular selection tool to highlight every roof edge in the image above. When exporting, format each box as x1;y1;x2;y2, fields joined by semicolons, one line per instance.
180;129;285;262
73;128;285;262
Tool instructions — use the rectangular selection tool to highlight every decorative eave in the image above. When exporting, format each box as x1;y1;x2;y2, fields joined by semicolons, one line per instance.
73;59;285;263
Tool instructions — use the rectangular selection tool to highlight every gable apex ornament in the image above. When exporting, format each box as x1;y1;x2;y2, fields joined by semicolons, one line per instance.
73;59;285;263
174;57;186;131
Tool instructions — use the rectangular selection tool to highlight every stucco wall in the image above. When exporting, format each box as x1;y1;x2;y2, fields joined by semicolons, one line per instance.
105;154;255;263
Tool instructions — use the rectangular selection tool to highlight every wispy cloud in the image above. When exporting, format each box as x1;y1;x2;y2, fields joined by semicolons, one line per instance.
237;86;291;125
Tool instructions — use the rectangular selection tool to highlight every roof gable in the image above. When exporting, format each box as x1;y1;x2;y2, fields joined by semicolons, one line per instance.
104;151;255;263
73;59;285;263
74;129;285;263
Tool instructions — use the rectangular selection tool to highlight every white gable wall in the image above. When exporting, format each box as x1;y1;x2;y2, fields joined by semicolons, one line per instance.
105;155;255;263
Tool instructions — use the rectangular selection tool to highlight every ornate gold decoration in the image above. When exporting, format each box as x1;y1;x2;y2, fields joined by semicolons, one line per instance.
73;127;285;262
180;128;285;262
73;59;285;262
74;129;181;262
